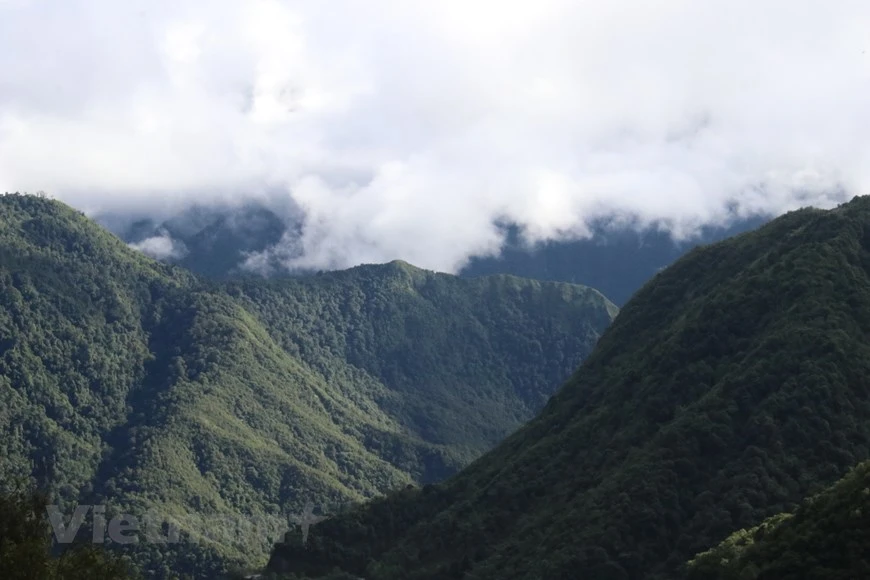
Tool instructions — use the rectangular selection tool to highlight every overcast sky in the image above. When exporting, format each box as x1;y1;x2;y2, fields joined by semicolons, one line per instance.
1;0;868;271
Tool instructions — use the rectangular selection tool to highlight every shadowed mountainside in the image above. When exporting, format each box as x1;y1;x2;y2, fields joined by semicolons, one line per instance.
267;196;870;579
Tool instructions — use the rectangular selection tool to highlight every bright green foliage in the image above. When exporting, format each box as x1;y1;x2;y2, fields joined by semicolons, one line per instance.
687;460;870;580
267;196;870;579
0;193;616;579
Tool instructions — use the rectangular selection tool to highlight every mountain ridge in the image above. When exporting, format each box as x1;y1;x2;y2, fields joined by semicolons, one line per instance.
0;192;617;578
266;196;870;579
96;199;768;305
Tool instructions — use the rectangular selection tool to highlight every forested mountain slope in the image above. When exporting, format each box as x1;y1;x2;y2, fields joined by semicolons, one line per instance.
0;193;616;578
687;459;870;579
268;196;870;580
226;261;615;453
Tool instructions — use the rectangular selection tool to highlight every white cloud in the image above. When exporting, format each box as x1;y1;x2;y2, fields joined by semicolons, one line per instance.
129;233;188;260
1;0;869;272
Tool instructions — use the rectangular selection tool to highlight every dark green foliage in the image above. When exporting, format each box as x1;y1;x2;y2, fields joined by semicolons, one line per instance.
688;460;870;579
0;193;615;578
226;260;616;457
267;196;870;579
0;482;133;580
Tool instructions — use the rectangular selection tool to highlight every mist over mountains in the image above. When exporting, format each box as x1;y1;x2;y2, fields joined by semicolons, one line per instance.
266;195;870;580
9;191;870;580
2;1;864;279
5;1;870;579
96;198;770;305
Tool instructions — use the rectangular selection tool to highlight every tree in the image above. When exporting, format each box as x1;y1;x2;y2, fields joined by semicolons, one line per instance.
0;484;134;580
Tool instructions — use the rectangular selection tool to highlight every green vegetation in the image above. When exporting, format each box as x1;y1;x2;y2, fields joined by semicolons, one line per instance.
687;460;870;580
267;196;870;579
0;482;134;580
0;193;616;579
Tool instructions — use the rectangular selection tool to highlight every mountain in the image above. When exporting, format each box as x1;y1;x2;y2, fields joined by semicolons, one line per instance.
267;196;870;579
0;193;616;578
459;217;769;305
97;201;291;279
97;199;768;305
687;460;870;580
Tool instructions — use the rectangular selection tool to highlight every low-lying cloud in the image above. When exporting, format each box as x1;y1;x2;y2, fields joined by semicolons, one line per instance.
128;232;189;261
1;0;867;272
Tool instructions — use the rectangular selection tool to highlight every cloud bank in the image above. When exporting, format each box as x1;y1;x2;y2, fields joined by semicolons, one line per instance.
1;0;868;271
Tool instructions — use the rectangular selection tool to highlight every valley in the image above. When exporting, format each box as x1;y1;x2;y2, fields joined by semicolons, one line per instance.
1;3;865;578
0;193;616;578
5;194;870;579
265;196;870;579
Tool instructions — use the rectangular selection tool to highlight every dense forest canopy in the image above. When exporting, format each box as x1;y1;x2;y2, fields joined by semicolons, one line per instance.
687;460;870;579
266;196;870;579
0;193;616;578
0;481;133;580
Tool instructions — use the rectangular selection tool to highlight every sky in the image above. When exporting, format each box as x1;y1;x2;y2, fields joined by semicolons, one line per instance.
1;0;869;272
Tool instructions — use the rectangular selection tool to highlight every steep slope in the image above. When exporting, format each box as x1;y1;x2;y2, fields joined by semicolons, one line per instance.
268;196;870;580
0;193;616;578
227;261;616;456
0;193;197;493
687;460;870;580
689;462;870;580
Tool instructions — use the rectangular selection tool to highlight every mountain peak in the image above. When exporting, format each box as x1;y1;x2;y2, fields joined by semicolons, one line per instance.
386;258;420;270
